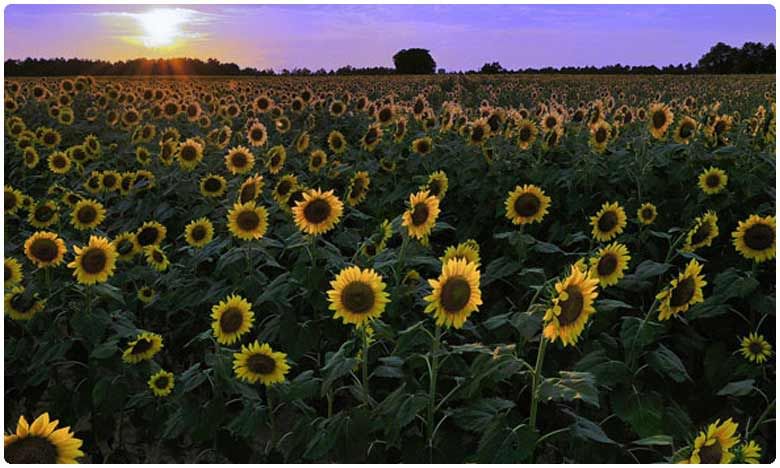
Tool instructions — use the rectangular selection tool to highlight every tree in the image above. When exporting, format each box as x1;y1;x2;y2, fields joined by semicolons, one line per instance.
480;62;506;74
392;48;436;74
697;42;738;73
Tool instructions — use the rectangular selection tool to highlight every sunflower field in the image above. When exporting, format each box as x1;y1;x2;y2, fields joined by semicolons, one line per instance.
3;74;777;463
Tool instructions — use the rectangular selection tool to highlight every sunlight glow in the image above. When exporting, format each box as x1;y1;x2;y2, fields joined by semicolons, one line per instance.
136;8;194;48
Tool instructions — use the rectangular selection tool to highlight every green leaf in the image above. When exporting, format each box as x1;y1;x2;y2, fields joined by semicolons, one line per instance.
612;392;664;438
717;379;755;397
483;257;521;285
648;344;691;383
452;398;516;432
633;435;674;446
93;283;126;305
321;341;357;395
562;409;617;445
539;371;599;408
633;260;671;280
595;299;634;313
620;316;664;350
89;338;118;360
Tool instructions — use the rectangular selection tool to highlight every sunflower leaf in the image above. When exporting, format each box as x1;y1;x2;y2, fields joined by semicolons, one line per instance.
716;379;755;397
539;371;599;408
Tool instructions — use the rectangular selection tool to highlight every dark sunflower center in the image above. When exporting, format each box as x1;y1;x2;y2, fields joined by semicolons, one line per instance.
132;338;153;354
341;281;376;314
714;121;726;135
53;156;67;168
440;277;472;313
303;199;332;224
472;126;485;141
232;153;248;168
595;128;607;143
744;223;774;251
5;192;18;210
642;208;654;220
749;341;763;355
379;108;392;122
220;307;244;333
597;253;618;277
117;239;133;255
4;436;59;463
680;123;694;138
35;205;54;222
313;156;322;166
247;353;276;375
137;227;159;246
429;181;441;196
333;103;343;114
5;264;11;280
690;221;712;246
154;376;169;389
237;210;260;231
251;129;264;141
240;184;256;203
31;238;58;262
277;181;292;197
365;129;378;144
152;250;164;262
332;137;343;149
44;133;56;145
705;174;721;188
180;146;197;161
10;292;35;313
597;211;618;233
545;116;557;128
519;127;532;141
76;205;97;224
411;202;430;226
652;111;667;129
557;286;585;326
417;140;430;153
669;276;696;307
270;155;280;166
81;248;107;274
103;175;117;187
191;225;207;241
698;440;722;464
204;178;222;193
514;193;541;218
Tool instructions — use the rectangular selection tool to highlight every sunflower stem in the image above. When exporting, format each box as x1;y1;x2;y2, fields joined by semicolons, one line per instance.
361;324;371;407
86;285;93;315
426;325;442;459
747;398;775;440
267;387;278;451
529;336;548;433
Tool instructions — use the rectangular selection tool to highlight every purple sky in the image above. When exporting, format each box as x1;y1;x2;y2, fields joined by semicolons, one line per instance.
4;4;776;71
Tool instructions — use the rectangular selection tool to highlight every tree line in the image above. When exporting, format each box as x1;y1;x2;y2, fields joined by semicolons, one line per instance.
4;42;774;76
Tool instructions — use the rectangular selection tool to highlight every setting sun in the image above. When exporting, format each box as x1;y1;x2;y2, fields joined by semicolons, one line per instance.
136;8;193;48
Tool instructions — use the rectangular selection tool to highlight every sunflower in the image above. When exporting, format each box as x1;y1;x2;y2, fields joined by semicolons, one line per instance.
177;138;204;171
674;116;698;144
185;217;214;248
515;119;538;150
148;370;175;397
137;286;156;304
467;119;491;146
656;259;706;321
733;440;762;464
590;202;627;242
83;172;103;195
589;242;630;287
233;341;290;386
327;266;390;326
4;412;84;463
327;130;347;154
424;258;483;329
28;200;59;229
119;172;137;195
246;121;268;147
401;190;440;243
70;199;105;231
272;174;299;205
211;294;255;345
685;419;739;464
199;174;227;198
683;211;719;252
739;332;773;364
47;151;72;174
237;173;264;204
4;286;45;320
505;184;551;225
225;146;256;175
101;170;121;192
361;124;382;152
136;146;151;165
68;235;118;285
648;102;674;139
22;147;39;168
293;188;344;236
24;231;66;268
441;239;481;267
135;221;167;248
424;171;449;200
308;149;327;173
5;257;23;287
143;245;170;272
227;201;269;240
347;171;371;207
5;185;23;214
543;265;600;346
329;100;347;117
589;120;611;153
698;167;728;195
122;332;163;364
411;136;433;155
295;131;310;154
265;145;286;174
110;231;140;262
637;203;657;225
732;214;776;263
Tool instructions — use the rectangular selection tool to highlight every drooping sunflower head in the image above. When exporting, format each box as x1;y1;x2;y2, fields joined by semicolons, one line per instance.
683;211;719;252
24;230;66;268
425;171;449;200
441;239;481;267
272;174;299;206
232;341;290;386
328;130;347;154
347;171;371;207
739;332;773;364
731;440;762;464
543;265;600;346
656;258;707;321
411;136;433;155
590;201;627;242
199;174;228;198
143;245;170;272
327;266;390;326
68;235;118;285
402;190;441;242
686;418;739;464
467;119;491;146
211;294;255;345
27;200;60;229
361;124;382;152
23;147;39;168
112;231;141;262
732;214;776;263
637;203;658;225
674;116;698;144
238;173;264;204
589;242;631;287
292;188;344;236
227;201;269;241
225;145;256;175
5;257;23;288
148;370;175;397
424;258;483;329
185;217;214;248
4;412;84;463
505;184;551;225
698;167;728;195
135;220;167;248
265;145;287;174
122;332;163;364
5;185;24;214
4;286;46;321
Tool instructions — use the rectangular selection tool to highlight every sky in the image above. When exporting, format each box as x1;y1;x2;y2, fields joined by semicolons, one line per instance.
4;4;776;71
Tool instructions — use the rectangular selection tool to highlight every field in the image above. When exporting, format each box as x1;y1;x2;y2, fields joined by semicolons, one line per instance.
3;73;776;463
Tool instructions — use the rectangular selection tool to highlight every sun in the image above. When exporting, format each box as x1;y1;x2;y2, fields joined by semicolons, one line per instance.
136;8;193;48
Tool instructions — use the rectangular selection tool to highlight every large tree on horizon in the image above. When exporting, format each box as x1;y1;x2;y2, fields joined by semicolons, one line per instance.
392;48;436;74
